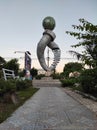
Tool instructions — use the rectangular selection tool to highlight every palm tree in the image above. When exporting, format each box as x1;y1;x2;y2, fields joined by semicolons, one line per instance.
68;50;83;60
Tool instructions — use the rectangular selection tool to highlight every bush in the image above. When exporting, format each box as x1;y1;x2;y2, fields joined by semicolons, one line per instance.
16;80;27;91
51;73;63;79
0;79;16;96
0;79;32;95
80;68;97;96
16;79;32;91
0;80;6;96
61;78;76;87
4;80;16;93
23;79;32;87
35;74;45;79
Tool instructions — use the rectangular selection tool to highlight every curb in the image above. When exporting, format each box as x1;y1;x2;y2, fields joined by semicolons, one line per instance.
74;90;97;101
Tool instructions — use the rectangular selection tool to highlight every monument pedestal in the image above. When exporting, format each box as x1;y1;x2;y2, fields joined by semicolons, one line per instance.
41;76;52;81
45;71;52;77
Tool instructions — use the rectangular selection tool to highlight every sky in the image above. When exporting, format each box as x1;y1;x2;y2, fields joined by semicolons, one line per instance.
0;0;97;72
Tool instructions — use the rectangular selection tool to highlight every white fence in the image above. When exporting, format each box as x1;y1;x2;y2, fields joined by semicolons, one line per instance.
2;68;15;80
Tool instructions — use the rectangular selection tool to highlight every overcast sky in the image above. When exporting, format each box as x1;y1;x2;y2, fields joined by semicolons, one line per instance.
0;0;97;72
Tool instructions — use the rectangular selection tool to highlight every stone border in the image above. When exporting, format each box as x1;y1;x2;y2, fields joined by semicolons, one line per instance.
74;90;97;101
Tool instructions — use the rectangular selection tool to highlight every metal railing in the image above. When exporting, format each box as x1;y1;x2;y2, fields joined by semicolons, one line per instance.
2;68;15;80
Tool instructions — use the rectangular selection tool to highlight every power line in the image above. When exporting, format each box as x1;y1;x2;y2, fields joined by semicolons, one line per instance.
4;57;77;60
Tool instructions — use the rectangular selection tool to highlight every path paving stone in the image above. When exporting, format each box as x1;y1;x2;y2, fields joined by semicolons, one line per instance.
0;80;97;130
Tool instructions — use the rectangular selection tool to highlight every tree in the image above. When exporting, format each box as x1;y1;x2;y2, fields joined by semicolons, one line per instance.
18;69;26;77
30;67;38;78
63;62;83;77
66;18;97;68
0;56;6;70
0;56;6;78
4;59;19;76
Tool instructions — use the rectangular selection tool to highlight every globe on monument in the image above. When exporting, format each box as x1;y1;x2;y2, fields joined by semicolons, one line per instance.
42;16;56;30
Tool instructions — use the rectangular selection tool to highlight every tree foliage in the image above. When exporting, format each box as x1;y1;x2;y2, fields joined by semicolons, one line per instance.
18;69;26;77
0;56;6;70
66;18;97;68
0;56;6;78
4;59;19;76
80;68;97;96
63;62;83;77
30;67;38;78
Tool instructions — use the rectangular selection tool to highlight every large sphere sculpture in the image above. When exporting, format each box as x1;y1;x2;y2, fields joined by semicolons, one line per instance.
37;16;61;72
42;16;56;30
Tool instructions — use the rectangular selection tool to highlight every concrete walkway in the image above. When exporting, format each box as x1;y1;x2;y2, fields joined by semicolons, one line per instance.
0;80;97;129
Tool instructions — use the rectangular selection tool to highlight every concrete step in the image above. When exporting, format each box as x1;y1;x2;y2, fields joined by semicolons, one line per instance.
33;77;61;88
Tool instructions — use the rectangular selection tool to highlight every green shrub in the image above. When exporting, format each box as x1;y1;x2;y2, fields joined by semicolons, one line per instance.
61;78;75;87
0;79;16;96
4;80;16;93
0;79;32;95
0;79;6;95
51;73;63;79
16;79;32;91
80;68;97;96
23;79;32;87
16;80;27;91
35;74;45;79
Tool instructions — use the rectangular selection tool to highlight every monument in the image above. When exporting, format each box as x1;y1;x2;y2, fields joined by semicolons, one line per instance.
37;16;61;75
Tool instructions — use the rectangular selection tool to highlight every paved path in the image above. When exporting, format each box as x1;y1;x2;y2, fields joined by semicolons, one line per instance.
64;88;97;115
0;81;97;129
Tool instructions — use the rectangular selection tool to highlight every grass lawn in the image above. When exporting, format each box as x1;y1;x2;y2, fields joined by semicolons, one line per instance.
0;87;39;123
